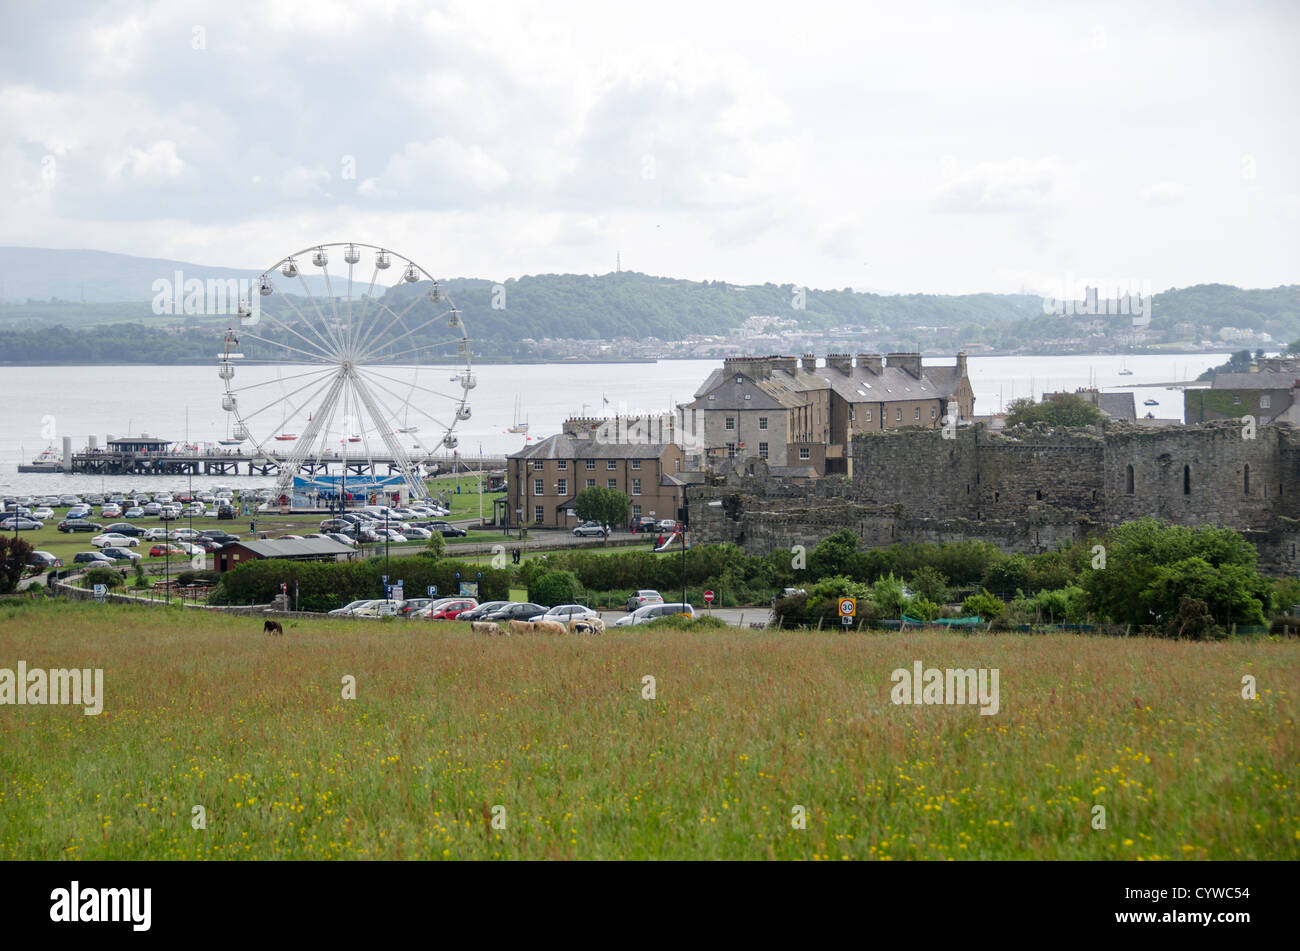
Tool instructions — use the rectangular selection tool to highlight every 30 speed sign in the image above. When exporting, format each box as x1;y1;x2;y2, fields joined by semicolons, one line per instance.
838;597;856;617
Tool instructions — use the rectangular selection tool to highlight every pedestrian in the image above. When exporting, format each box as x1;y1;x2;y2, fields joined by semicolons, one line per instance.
656;533;664;548
603;522;610;537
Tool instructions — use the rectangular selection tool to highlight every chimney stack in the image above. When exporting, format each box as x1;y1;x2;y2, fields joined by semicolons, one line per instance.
886;352;922;378
857;353;883;375
772;356;799;374
826;353;852;374
956;350;968;378
801;353;817;372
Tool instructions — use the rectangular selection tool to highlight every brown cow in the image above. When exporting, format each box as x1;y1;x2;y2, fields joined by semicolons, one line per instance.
507;620;537;635
569;618;606;635
470;621;507;636
263;619;283;636
532;620;567;636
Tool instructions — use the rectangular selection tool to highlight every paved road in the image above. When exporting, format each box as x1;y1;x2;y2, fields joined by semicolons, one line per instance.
597;606;771;628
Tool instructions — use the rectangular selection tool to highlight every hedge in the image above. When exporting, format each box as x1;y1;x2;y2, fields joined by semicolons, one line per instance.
208;557;510;608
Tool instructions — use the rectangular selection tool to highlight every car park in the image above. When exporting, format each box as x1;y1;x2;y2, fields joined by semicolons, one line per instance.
573;520;608;538
615;602;696;626
328;599;376;617
626;589;664;611
58;519;103;533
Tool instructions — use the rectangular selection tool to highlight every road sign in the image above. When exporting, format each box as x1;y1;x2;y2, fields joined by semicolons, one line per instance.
391;585;403;601
704;590;714;604
838;597;856;617
427;585;437;597
842;615;853;626
93;584;107;603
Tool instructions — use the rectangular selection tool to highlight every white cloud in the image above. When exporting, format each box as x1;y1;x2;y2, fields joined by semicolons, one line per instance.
933;157;1073;214
107;140;185;181
1142;181;1186;204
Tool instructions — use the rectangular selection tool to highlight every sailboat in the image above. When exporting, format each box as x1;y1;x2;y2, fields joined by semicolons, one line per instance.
507;394;530;434
397;368;420;432
1117;359;1134;376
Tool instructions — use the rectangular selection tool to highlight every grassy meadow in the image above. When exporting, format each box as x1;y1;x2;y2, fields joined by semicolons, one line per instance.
0;600;1295;860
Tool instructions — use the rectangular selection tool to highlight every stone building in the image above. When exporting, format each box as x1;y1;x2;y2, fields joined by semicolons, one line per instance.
678;351;974;477
1185;361;1300;425
688;421;1300;576
507;423;686;531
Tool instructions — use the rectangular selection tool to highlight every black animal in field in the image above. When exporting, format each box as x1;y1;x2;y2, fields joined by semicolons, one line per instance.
263;619;283;636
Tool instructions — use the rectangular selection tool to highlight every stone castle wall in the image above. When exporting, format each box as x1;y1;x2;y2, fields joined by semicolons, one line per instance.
689;422;1300;576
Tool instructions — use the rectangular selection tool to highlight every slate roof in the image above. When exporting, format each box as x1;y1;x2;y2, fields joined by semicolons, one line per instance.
510;433;672;460
1097;392;1136;421
1211;372;1299;390
230;538;355;558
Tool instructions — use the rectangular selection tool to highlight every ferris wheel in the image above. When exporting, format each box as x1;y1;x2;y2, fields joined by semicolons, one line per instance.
218;242;473;503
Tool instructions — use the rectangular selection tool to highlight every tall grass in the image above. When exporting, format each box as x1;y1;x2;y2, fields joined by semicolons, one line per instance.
0;601;1295;860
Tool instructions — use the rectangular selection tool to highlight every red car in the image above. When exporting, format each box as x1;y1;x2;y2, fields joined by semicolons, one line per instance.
422;598;478;620
149;544;185;557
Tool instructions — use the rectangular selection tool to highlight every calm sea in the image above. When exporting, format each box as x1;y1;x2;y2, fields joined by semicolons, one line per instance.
0;353;1228;494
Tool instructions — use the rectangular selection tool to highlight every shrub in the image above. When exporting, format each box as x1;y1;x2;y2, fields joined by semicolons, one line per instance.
83;567;124;590
907;566;949;604
962;591;1006;621
908;596;942;621
529;569;579;607
424;532;446;560
871;574;909;618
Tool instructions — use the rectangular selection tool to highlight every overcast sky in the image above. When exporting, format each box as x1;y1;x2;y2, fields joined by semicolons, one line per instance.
1;0;1296;295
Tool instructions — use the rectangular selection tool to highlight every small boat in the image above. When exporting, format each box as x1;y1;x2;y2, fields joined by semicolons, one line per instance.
1117;360;1133;376
348;435;362;443
218;439;244;446
507;394;529;434
25;446;62;470
1143;398;1159;406
274;433;298;441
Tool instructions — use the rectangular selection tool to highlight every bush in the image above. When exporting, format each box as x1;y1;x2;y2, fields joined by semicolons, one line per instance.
208;557;509;606
424;532;446;560
83;567;124;590
871;574;909;618
907;596;943;621
529;569;579;607
907;566;949;604
962;590;1006;621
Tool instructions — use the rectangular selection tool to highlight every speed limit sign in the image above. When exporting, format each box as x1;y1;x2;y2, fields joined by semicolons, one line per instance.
838;597;856;617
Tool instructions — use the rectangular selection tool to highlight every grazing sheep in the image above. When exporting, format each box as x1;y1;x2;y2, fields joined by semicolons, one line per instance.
470;621;506;636
532;620;568;636
569;618;606;635
263;619;283;636
508;620;537;635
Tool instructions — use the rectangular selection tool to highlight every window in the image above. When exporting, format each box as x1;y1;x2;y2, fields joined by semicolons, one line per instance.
533;479;544;496
708;394;716;401
864;409;872;422
532;459;544;470
586;478;596;489
557;460;567;470
1244;464;1250;495
799;447;810;460
631;478;642;495
631;459;641;470
585;459;595;470
557;479;567;496
1232;394;1241;404
930;407;937;419
533;505;544;524
726;443;736;459
607;460;617;470
914;407;921;421
1126;464;1134;495
895;408;902;421
675;459;681;472
759;417;768;430
759;442;769;459
1260;395;1271;409
632;504;641;519
607;479;617;490
725;417;736;431
735;375;743;383
1183;465;1191;495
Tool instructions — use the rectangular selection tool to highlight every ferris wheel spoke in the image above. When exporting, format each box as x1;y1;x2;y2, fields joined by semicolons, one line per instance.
367;334;472;365
227;365;337;396
304;380;345;477
354;302;457;364
296;270;347;358
356;366;465;404
272;287;342;361
238;368;338;428
357;369;454;436
348;374;425;499
279;374;347;475
237;322;335;364
345;265;384;359
351;292;426;363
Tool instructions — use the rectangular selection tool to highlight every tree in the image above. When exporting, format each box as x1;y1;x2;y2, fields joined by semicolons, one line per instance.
573;486;630;528
1005;392;1105;428
0;536;33;594
1080;519;1271;628
907;565;949;603
962;590;1005;620
424;531;446;560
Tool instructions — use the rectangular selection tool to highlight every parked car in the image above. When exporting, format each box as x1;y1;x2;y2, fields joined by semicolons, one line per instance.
31;507;55;520
319;518;350;532
198;530;240;543
26;551;62;569
421;598;478;620
380;529;408;543
615;603;696;626
626;589;664;611
142;502;162;515
178;542;206;556
58;520;103;533
457;600;512;621
482;602;549;622
396;598;438;617
92;533;139;548
531;604;600;624
325;532;358;547
73;551;114;565
149;544;186;557
657;519;679;533
573;520;608;538
105;523;146;536
0;517;44;531
143;528;171;541
216;505;235;520
328;599;377;617
352;599;403;618
630;516;657;533
100;504;123;518
425;521;467;537
400;525;432;540
100;547;142;563
123;507;145;518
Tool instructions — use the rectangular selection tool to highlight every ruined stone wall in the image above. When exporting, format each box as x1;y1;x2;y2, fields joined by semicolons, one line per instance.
690;422;1300;576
